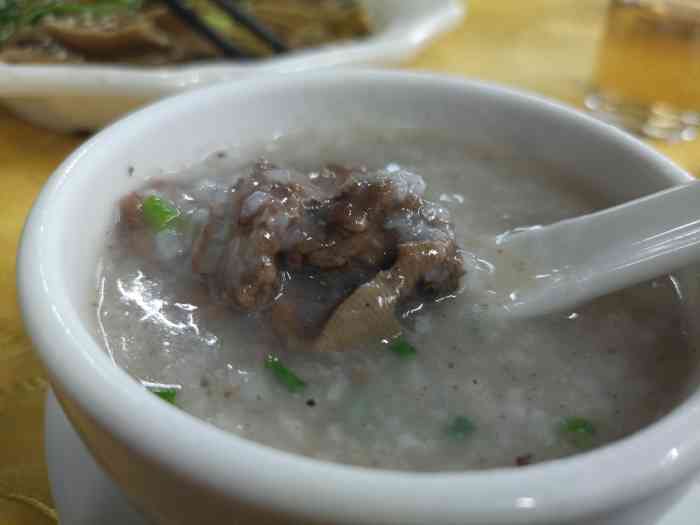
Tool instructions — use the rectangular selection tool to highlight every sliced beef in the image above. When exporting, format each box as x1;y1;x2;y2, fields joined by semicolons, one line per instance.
1;1;372;66
201;161;307;311
121;160;464;352
197;161;463;350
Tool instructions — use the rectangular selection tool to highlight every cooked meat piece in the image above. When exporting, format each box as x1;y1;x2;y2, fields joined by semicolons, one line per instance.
314;271;403;352
391;239;464;299
124;160;464;351
43;15;171;59
0;6;214;65
269;266;375;350
193;161;463;350
0;1;372;66
119;192;143;230
315;240;464;352
0;30;78;63
207;161;306;311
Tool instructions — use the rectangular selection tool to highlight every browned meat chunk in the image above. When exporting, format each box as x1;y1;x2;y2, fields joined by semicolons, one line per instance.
190;161;464;351
119;192;143;229
0;2;372;66
120;160;464;352
315;240;463;352
201;161;306;311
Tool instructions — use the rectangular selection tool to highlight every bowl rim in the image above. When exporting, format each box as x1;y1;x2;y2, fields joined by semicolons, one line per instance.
17;70;700;524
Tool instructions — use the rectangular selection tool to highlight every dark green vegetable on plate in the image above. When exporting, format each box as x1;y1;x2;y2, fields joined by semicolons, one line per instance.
0;0;143;43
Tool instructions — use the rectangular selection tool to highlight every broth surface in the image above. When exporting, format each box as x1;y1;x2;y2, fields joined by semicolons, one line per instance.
95;130;696;470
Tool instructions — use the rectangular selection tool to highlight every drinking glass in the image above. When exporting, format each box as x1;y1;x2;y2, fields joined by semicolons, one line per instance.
586;0;700;141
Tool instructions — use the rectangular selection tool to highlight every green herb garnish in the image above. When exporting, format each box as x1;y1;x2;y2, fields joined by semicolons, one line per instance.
265;354;306;393
446;416;475;440
0;0;21;41
142;195;181;232
147;386;178;405
1;0;143;43
388;337;417;358
560;417;596;449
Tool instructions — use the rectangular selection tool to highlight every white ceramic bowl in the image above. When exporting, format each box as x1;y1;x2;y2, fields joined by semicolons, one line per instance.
0;0;463;132
18;70;700;525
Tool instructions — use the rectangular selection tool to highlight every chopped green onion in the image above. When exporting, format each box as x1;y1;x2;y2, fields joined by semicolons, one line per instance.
142;195;181;232
388;337;417;358
147;386;178;405
265;354;306;393
560;417;596;449
446;416;475;440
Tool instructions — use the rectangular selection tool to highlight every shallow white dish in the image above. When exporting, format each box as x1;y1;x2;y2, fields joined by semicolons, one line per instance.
43;390;700;525
0;0;463;132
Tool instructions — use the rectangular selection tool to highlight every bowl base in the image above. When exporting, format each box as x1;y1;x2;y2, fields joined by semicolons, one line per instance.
45;390;149;525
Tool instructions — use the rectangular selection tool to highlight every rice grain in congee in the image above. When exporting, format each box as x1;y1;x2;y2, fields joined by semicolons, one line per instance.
95;130;697;471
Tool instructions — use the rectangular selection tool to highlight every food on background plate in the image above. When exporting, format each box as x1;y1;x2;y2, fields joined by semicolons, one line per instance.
0;0;371;64
95;130;696;471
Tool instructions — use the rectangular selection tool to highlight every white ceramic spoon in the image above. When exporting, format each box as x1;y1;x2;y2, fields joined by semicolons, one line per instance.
488;181;700;318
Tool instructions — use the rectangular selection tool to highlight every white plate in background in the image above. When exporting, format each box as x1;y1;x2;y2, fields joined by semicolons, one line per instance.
0;0;464;132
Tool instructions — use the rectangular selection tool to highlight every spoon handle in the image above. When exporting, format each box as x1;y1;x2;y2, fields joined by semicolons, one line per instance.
502;181;700;317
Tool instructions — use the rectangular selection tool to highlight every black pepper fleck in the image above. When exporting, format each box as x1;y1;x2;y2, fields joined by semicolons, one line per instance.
306;399;316;407
515;454;533;467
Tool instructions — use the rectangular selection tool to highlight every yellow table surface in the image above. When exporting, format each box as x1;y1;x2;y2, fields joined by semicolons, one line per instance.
3;0;700;522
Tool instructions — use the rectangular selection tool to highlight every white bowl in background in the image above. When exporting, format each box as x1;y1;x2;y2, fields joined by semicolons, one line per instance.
18;71;700;525
0;0;464;132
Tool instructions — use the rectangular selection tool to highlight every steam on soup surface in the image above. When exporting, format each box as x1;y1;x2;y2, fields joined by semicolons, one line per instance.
95;130;696;471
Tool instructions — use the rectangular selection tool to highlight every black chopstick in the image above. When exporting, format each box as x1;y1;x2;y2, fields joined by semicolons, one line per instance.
211;0;289;54
162;0;253;59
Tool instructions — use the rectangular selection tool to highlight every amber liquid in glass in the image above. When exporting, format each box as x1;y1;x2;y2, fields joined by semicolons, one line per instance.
587;0;700;140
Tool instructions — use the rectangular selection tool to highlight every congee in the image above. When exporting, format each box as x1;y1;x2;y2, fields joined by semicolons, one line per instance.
94;130;696;471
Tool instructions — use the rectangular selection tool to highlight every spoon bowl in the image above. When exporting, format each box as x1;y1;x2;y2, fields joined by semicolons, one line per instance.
484;181;700;318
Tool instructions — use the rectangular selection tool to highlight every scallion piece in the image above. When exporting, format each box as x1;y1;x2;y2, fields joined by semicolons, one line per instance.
147;386;178;405
388;337;417;358
446;416;475;440
142;195;180;232
560;417;596;449
265;354;306;393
